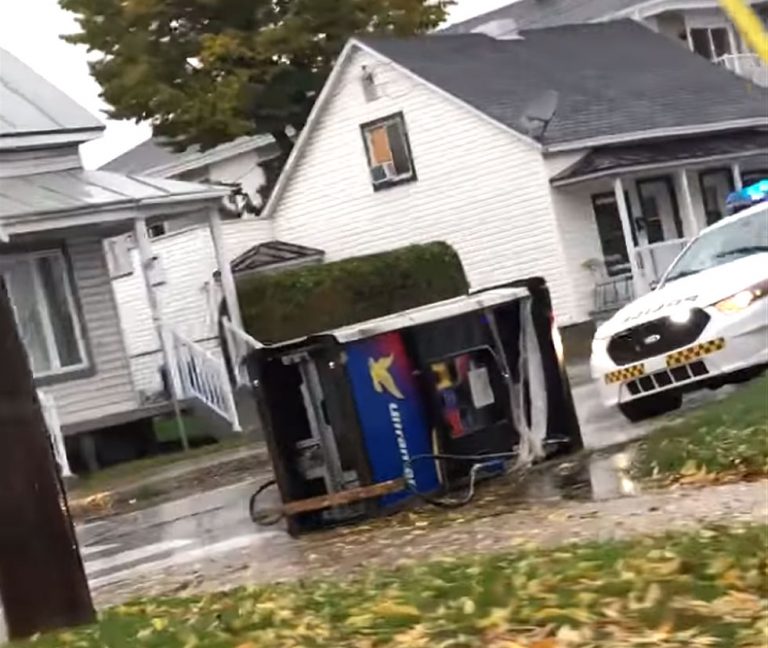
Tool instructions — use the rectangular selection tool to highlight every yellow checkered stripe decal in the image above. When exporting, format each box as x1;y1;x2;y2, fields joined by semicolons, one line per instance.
605;364;645;385
666;338;726;368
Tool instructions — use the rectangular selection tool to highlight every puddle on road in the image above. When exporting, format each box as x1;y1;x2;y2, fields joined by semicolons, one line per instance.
509;445;641;504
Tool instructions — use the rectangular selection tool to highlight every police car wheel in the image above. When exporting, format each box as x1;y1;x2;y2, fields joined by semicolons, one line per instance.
619;391;683;423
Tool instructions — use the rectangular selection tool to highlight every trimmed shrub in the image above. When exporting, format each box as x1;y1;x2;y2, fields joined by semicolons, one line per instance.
238;242;468;343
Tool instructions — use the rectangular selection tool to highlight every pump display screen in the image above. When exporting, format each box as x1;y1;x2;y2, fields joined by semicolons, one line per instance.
430;348;506;439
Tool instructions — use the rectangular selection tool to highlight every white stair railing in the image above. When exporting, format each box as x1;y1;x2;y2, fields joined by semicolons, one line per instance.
37;389;73;478
163;327;242;433
221;316;263;386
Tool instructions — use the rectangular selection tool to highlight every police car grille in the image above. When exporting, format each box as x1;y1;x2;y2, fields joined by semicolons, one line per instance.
607;309;710;365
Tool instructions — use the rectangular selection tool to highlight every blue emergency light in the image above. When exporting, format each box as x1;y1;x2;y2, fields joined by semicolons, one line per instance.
726;179;768;215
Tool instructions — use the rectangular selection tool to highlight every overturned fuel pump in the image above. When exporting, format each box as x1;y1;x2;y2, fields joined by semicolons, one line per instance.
246;278;583;536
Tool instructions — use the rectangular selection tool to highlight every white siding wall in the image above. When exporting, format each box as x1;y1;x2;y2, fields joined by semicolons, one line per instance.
112;217;274;393
273;47;581;324
46;236;138;426
208;150;267;207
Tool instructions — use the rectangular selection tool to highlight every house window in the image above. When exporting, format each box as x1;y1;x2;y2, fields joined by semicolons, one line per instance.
689;26;732;62
3;251;87;377
148;223;167;238
743;169;768;186
591;193;636;277
699;169;734;226
360;113;416;190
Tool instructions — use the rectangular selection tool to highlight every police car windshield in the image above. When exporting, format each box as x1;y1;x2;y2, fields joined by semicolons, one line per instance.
662;207;768;286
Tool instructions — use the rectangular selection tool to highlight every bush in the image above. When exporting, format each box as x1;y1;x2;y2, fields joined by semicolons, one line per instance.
237;242;468;343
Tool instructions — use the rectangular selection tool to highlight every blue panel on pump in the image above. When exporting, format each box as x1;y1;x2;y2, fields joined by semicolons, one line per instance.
344;331;439;507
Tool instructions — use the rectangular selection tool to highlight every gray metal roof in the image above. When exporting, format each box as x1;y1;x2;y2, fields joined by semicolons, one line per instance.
551;130;768;186
0;169;227;221
0;48;103;143
102;134;276;177
442;0;765;34
362;21;768;148
443;0;642;34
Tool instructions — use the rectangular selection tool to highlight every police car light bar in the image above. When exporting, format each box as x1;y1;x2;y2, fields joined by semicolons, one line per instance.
726;178;768;215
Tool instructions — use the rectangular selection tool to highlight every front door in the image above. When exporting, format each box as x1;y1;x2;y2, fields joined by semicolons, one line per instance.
699;169;734;225
636;176;684;242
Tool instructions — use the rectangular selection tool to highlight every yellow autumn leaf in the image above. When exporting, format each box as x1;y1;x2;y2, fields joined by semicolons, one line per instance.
368;600;422;619
151;617;168;632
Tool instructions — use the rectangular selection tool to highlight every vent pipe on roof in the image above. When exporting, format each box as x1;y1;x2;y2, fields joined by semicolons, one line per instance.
471;18;522;40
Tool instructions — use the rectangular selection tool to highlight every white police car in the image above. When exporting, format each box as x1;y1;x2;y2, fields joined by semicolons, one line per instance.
591;201;768;421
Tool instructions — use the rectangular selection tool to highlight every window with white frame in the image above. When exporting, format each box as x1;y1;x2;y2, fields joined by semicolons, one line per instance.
689;26;733;62
360;113;417;189
2;251;88;377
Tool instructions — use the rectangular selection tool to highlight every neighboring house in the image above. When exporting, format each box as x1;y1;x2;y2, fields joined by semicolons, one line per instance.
257;21;767;332
0;49;244;470
443;0;768;86
100;135;321;399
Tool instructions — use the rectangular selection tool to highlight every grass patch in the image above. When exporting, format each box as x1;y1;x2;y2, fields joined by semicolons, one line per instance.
632;376;768;484
70;436;253;498
16;525;768;647
153;415;212;444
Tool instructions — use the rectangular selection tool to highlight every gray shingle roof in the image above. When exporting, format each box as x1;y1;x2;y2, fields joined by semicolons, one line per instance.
552;130;768;185
443;0;642;34
0;48;103;141
361;21;768;148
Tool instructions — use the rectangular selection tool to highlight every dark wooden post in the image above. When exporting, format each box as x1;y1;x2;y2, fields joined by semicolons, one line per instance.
0;280;95;639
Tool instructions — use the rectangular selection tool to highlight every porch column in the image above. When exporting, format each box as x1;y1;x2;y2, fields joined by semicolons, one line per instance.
208;209;243;330
677;169;700;237
731;162;743;190
613;177;645;297
134;216;189;450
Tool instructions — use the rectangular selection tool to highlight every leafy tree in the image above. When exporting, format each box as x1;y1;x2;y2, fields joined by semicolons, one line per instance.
62;0;452;155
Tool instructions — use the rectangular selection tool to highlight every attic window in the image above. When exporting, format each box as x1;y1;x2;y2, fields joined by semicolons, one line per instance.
360;113;417;190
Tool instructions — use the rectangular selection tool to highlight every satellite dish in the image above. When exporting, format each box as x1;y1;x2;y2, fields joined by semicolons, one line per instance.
518;90;559;140
471;18;521;40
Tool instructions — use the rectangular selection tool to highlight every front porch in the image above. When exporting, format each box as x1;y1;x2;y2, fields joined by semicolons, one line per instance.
550;130;768;320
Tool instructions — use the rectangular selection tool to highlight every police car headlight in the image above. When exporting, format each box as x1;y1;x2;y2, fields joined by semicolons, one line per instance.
714;279;768;314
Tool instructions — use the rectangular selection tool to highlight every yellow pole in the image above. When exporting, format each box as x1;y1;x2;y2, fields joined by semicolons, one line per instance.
718;0;768;63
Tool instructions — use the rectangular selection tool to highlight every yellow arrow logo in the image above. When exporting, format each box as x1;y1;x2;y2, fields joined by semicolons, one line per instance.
369;355;405;399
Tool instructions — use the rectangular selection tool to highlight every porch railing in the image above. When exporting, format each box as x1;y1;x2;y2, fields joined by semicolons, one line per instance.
634;238;688;286
163;327;242;432
593;274;635;316
221;316;263;387
37;389;73;478
715;53;768;87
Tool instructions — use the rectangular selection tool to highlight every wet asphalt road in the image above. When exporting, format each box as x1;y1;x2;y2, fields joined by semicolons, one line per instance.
75;371;734;596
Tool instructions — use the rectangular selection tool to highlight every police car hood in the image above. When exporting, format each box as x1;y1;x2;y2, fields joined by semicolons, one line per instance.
595;253;768;339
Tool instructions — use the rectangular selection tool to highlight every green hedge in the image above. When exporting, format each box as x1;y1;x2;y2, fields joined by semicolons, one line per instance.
238;242;468;343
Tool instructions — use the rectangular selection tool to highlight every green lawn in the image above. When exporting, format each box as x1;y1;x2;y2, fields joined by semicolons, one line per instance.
69;435;252;498
18;525;768;648
632;376;768;484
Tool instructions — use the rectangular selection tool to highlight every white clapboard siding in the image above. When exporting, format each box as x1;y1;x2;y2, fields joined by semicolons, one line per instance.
44;236;138;426
273;47;581;324
112;217;273;391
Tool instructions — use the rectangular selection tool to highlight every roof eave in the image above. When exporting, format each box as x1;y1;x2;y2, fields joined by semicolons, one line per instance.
1;189;229;237
145;135;279;178
0;127;105;152
543;118;768;153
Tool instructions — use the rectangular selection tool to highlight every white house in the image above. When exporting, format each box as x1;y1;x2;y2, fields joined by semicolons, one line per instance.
0;49;245;471
100;135;323;398
444;0;768;86
257;21;767;334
